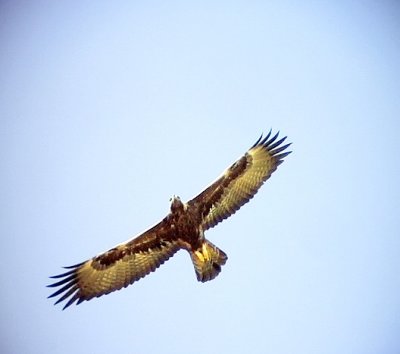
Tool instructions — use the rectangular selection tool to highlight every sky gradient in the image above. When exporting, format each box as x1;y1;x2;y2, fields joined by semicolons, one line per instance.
1;1;400;353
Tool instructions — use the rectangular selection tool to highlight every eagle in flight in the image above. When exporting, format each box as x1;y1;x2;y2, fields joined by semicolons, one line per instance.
48;131;291;309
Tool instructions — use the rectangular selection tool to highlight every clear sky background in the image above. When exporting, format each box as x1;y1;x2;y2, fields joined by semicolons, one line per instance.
1;1;399;353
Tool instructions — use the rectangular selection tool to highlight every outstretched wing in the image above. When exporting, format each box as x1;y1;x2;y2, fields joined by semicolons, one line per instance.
189;130;291;231
48;220;181;309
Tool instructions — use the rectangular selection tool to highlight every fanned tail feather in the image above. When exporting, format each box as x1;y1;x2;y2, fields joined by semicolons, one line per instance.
190;240;228;282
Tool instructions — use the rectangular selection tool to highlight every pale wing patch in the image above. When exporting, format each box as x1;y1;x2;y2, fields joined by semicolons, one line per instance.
201;132;291;230
48;240;181;309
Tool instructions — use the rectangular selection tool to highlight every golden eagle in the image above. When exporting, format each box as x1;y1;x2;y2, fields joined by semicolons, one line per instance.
48;131;291;309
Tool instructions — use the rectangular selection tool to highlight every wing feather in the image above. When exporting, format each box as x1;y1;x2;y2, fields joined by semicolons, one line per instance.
48;220;181;309
189;130;291;230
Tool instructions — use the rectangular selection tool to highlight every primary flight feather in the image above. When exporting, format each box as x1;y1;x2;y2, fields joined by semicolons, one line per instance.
48;130;291;309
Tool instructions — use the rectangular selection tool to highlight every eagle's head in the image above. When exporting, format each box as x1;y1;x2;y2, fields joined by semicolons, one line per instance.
170;195;184;213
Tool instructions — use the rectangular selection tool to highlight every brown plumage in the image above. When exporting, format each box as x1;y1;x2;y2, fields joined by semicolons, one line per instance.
48;130;291;309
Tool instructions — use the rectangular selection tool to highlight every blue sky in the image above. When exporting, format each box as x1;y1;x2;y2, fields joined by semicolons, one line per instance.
1;1;399;353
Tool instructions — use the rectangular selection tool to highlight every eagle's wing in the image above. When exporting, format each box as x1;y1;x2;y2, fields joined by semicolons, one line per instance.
188;131;291;231
48;220;181;309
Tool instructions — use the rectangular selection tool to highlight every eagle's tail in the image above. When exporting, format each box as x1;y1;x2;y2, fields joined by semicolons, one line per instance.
190;240;228;282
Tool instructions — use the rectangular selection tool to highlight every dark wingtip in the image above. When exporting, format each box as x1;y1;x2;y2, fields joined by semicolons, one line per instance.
259;129;272;145
63;261;85;269
264;131;279;146
48;262;84;309
252;130;292;157
251;133;264;149
271;142;292;155
253;130;293;165
62;293;81;310
276;151;292;160
49;270;73;279
47;274;76;288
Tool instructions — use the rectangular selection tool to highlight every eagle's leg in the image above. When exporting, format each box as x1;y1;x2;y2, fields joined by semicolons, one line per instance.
190;240;228;282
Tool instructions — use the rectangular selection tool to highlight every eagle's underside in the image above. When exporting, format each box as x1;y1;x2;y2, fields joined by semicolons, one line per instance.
48;130;291;309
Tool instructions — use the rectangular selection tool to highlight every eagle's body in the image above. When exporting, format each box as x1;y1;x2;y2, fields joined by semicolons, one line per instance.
49;131;291;309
